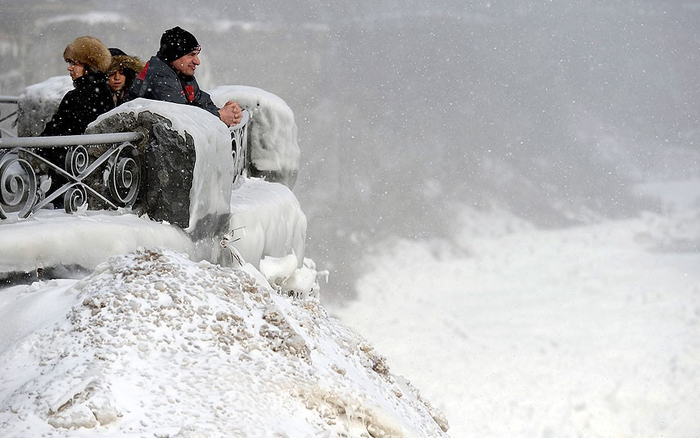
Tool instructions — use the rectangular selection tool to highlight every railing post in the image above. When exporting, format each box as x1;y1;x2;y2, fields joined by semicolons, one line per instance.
230;109;250;185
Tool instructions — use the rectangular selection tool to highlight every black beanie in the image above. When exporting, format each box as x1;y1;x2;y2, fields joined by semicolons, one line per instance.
109;47;127;57
157;26;200;64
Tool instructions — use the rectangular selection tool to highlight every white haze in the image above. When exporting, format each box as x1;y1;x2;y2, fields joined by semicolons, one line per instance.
329;199;700;437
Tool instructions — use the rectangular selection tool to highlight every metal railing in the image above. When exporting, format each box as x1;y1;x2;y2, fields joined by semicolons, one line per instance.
0;132;143;219
0;101;251;221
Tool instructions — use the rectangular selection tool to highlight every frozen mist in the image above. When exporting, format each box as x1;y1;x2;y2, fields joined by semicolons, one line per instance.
329;205;700;437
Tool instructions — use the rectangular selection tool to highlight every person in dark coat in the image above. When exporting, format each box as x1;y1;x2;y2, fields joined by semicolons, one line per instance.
38;36;114;209
126;26;242;127
41;36;115;136
106;48;144;106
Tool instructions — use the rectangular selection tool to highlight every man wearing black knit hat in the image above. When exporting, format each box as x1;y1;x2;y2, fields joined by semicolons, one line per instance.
126;26;242;126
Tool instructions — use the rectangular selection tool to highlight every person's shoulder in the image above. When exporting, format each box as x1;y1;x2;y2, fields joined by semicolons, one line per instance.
146;57;177;80
74;74;102;94
147;56;170;72
59;86;81;105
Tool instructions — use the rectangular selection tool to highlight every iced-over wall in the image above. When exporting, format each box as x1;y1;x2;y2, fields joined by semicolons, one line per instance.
88;98;235;236
17;78;302;190
210;85;300;188
2;80;306;275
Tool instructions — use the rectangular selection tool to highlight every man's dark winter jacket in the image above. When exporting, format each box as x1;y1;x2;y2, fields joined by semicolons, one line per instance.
41;70;115;136
125;56;219;117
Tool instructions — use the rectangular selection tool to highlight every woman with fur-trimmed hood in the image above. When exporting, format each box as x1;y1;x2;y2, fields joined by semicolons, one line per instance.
41;36;115;136
107;48;144;106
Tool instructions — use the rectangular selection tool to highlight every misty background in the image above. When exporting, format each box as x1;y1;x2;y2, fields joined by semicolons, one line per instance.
1;0;698;300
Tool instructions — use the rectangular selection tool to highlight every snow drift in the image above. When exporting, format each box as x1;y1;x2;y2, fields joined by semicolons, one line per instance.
0;248;448;437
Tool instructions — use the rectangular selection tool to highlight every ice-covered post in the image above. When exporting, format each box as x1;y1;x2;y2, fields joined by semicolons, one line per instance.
86;99;237;239
209;86;300;189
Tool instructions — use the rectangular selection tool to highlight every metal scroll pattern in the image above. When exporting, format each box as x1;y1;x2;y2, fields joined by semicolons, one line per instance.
0;151;36;218
0;142;141;219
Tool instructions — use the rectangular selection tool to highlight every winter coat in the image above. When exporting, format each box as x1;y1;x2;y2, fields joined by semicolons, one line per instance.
41;70;115;136
107;53;145;106
125;55;219;117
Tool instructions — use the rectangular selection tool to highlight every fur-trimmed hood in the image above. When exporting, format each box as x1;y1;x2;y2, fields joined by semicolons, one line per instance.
63;36;111;73
107;54;145;76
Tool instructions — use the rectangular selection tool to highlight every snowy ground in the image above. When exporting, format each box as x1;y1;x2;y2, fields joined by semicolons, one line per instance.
0;249;448;437
329;183;700;438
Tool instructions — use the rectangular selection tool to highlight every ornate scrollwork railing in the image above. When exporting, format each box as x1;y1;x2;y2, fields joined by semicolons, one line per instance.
0;132;143;219
230;109;250;185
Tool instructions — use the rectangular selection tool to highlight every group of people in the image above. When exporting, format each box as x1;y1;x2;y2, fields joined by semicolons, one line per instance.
41;26;243;137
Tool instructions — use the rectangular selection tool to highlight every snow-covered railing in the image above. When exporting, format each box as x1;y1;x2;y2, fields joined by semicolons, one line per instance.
0;96;18;138
231;110;250;184
0;132;143;219
0;108;251;222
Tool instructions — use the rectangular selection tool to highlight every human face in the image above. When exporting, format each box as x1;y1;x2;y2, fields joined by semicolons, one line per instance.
170;47;201;77
109;69;126;92
66;59;85;81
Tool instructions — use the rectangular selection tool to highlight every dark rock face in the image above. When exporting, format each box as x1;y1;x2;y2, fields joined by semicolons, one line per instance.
86;111;195;229
144;121;196;229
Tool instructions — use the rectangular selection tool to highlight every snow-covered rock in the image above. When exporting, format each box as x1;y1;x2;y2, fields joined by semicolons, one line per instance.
88;98;235;235
16;76;72;136
224;176;307;269
210;85;300;188
0;248;449;437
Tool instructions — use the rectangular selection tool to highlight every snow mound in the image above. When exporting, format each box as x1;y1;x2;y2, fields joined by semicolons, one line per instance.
17;76;72;136
0;248;448;437
209;85;300;188
224;176;307;270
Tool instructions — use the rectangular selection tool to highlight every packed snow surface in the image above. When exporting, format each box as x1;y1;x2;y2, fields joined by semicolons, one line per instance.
0;248;448;437
0;211;193;275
